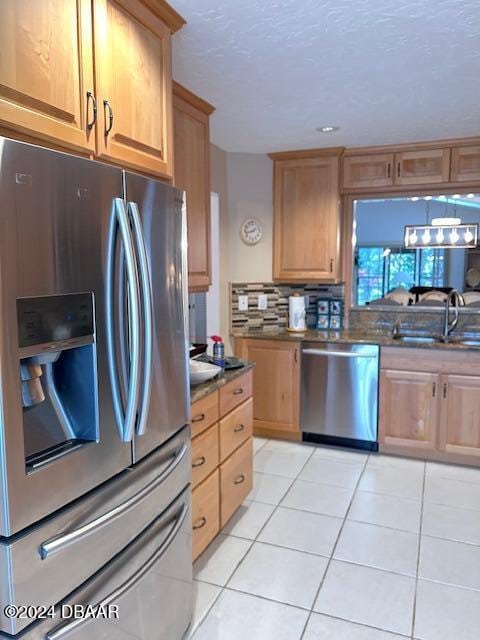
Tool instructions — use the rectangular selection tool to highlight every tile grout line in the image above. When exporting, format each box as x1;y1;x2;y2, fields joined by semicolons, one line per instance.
299;451;371;640
410;459;427;640
191;440;316;638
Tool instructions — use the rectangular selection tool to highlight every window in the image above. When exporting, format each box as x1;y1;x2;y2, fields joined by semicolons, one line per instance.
355;246;446;306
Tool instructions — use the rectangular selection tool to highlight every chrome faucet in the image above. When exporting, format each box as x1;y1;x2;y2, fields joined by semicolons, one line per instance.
443;289;464;339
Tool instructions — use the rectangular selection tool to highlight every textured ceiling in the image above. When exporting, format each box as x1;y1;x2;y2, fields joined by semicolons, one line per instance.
172;0;480;153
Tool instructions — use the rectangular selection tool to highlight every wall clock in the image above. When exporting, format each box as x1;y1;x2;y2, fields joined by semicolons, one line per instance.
240;218;262;245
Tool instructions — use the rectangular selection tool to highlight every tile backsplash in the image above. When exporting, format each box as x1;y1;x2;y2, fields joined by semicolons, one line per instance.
230;282;345;333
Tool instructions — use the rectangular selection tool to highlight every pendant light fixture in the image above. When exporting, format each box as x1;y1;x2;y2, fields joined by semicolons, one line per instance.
404;196;478;249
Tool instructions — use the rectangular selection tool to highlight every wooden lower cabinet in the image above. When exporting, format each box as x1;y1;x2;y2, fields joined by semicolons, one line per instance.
235;339;300;440
439;375;480;459
219;438;253;528
190;376;254;560
219;397;253;461
379;348;480;465
379;370;438;454
192;470;219;562
191;423;219;489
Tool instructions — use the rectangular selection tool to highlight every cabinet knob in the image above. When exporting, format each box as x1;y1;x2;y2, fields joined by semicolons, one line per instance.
330;258;334;273
234;474;246;485
192;413;205;423
387;162;391;178
86;91;97;130
192;456;206;468
397;161;401;178
234;424;245;433
233;388;244;396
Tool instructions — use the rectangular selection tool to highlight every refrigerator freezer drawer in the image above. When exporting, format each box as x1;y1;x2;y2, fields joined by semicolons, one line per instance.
1;488;193;640
0;427;190;635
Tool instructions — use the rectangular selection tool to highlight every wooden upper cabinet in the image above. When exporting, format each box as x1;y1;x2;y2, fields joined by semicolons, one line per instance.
451;146;480;183
271;150;342;282
394;148;450;186
173;83;215;292
439;374;480;458
379;369;438;453
235;339;300;437
0;0;95;153
342;154;394;189
93;0;176;177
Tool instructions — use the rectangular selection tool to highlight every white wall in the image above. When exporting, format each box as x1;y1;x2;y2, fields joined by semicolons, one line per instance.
226;153;273;282
210;146;274;353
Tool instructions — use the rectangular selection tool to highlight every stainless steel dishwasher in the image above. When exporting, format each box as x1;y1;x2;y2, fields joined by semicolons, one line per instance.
301;342;379;451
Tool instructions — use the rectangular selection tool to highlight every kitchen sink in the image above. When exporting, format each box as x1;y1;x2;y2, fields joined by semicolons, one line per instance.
393;335;437;344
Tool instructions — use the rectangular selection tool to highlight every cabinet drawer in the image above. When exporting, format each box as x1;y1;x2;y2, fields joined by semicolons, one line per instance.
192;470;220;561
191;423;219;489
219;398;253;462
191;391;219;438
220;438;253;527
220;370;253;416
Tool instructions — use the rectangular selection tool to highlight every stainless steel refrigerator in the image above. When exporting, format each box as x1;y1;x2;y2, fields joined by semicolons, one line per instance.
0;138;192;639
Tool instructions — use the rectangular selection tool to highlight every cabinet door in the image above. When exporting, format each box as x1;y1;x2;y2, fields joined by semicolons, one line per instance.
273;154;340;282
173;85;214;291
379;370;438;452
439;375;480;459
450;146;480;183
238;340;300;437
394;149;450;186
342;154;394;189
93;0;173;177
0;0;95;153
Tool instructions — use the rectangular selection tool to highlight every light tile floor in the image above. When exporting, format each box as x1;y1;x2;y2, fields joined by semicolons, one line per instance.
189;438;480;640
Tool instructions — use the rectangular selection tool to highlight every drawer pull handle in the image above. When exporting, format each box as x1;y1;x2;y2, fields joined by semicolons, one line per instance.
233;388;244;395
234;424;245;433
234;474;246;485
192;413;206;423
192;456;206;468
193;517;207;530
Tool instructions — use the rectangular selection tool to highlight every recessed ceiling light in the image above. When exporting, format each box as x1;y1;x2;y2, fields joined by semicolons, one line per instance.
424;196;433;200
452;194;461;199
467;193;475;198
316;126;339;133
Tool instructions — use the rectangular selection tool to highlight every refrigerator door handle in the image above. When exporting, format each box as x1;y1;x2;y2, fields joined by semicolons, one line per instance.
39;442;188;559
181;193;190;369
45;502;188;640
127;201;153;437
106;197;141;443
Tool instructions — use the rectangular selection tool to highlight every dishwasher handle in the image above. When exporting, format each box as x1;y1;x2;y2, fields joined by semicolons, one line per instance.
302;348;376;359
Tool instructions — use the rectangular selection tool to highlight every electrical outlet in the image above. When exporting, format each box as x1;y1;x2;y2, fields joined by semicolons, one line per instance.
238;295;249;311
258;294;268;310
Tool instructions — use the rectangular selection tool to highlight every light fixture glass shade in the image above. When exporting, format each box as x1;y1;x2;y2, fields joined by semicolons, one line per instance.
450;228;459;244
465;228;474;243
436;228;444;244
422;229;431;244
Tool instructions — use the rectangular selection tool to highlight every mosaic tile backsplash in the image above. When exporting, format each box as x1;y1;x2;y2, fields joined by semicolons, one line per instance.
230;282;345;333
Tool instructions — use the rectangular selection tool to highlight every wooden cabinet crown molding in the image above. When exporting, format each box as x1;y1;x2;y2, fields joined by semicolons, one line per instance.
343;136;480;157
139;0;186;32
173;82;215;115
268;146;344;161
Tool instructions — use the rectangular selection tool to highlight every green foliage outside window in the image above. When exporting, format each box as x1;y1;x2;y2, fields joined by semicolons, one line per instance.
355;247;445;306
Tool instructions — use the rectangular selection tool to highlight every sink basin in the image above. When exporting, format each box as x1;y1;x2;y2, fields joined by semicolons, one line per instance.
457;340;480;347
189;359;222;385
393;335;437;344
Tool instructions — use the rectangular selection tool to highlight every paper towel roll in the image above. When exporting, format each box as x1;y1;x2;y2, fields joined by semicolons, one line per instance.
288;295;306;332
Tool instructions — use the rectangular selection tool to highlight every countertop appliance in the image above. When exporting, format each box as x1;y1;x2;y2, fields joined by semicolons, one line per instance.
0;138;192;639
301;342;379;451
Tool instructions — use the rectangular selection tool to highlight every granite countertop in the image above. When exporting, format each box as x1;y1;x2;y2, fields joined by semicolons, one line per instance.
190;361;255;404
231;329;480;351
